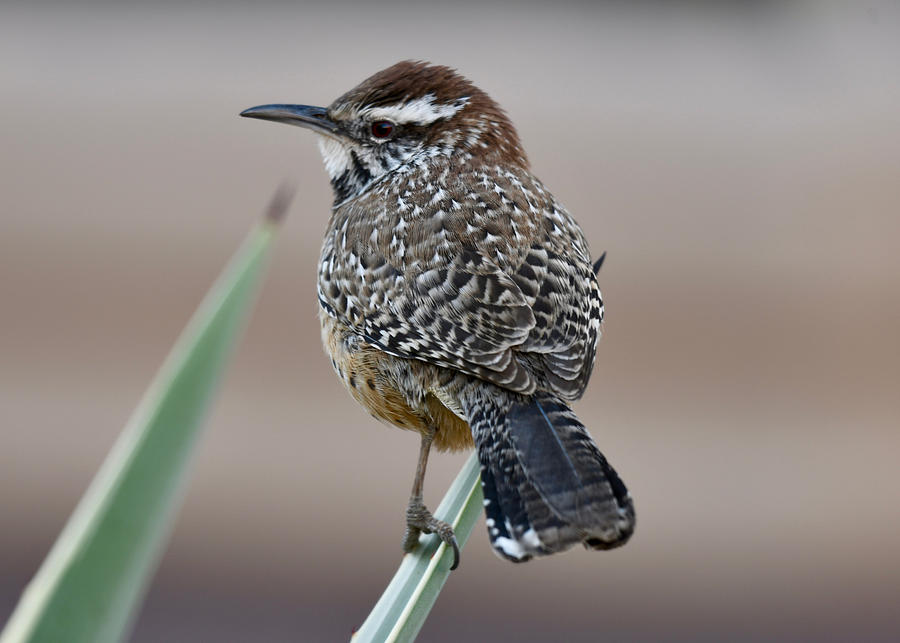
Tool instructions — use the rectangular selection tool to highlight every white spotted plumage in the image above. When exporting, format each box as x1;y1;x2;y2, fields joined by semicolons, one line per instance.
252;61;633;564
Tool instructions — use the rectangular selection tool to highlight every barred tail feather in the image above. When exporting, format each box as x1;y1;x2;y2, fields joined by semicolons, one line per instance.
463;388;635;562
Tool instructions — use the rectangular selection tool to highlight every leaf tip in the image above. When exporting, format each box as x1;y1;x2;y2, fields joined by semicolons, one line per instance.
264;182;296;225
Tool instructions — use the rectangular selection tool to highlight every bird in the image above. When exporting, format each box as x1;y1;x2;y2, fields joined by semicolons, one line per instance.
241;61;635;569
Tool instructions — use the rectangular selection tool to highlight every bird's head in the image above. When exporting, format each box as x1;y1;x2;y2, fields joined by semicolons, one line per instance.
241;61;527;205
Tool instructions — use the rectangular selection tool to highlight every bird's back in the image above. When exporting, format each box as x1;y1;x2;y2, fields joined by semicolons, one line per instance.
317;156;603;404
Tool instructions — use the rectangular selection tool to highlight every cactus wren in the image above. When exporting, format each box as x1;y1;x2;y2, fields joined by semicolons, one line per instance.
242;61;635;569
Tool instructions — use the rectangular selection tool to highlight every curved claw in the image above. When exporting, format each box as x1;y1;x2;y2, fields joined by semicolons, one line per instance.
404;499;461;570
430;521;460;571
448;535;460;570
402;525;422;554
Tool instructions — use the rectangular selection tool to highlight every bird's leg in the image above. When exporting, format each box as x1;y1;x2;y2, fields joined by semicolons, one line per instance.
402;426;461;570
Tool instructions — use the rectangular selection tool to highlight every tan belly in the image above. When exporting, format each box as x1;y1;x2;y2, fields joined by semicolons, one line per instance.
320;315;473;452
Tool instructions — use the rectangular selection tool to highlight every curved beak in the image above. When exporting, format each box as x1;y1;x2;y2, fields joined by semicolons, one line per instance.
240;104;341;137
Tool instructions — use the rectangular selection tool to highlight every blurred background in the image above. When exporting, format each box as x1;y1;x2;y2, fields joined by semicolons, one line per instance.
2;2;899;641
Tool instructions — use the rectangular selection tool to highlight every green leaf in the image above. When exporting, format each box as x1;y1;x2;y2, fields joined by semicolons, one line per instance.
353;453;484;643
1;189;291;643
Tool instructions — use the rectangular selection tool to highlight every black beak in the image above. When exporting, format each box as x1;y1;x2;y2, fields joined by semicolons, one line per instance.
240;104;341;137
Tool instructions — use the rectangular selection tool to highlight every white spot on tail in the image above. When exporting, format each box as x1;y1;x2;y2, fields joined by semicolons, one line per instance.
492;523;543;560
493;537;528;560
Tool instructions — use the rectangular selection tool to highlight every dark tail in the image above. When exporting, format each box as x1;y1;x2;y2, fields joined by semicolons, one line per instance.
462;388;635;562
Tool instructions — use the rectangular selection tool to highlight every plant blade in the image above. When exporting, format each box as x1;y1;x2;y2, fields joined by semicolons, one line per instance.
1;191;288;643
353;453;484;643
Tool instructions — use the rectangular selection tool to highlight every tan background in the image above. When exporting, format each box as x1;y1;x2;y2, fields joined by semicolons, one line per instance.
2;2;899;641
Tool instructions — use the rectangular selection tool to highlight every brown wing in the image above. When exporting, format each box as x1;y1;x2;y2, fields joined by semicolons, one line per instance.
317;164;602;399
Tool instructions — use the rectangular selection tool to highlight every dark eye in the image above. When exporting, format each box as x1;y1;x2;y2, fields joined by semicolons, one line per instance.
371;120;395;139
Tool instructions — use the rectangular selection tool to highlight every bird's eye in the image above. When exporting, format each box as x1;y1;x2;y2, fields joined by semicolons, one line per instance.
371;120;395;139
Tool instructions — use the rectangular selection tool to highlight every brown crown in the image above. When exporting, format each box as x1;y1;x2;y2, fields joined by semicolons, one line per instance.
330;61;528;168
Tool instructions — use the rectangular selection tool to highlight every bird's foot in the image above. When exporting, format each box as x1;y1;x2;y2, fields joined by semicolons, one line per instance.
403;497;460;570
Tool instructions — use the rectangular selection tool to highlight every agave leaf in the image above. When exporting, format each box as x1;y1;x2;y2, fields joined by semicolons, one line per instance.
352;453;484;643
0;188;291;643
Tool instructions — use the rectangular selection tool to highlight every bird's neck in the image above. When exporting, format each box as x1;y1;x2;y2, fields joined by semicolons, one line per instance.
322;140;528;209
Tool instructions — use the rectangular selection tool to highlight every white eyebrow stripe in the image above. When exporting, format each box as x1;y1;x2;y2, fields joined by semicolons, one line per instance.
361;94;469;125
